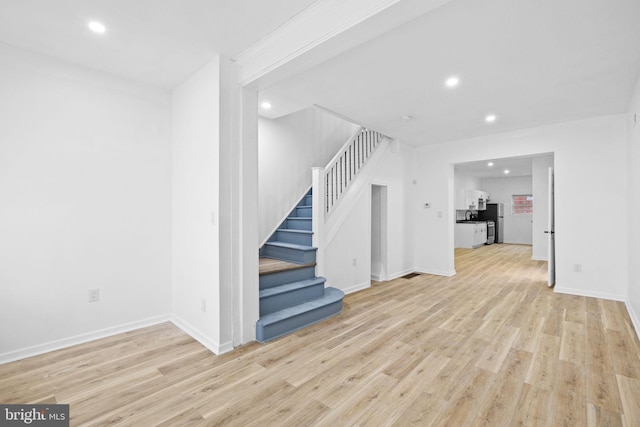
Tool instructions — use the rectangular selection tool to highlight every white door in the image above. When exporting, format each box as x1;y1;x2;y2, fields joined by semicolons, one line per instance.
547;167;556;286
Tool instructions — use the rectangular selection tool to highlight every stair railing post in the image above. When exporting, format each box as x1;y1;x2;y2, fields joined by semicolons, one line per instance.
311;167;326;277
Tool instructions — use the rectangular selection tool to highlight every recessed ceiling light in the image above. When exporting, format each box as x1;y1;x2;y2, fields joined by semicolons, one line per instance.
485;114;497;123
261;102;272;109
487;162;494;167
504;169;510;174
445;76;459;88
401;115;413;121
88;21;106;34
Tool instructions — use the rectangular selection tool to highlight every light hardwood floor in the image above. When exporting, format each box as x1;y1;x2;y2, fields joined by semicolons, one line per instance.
258;257;315;275
2;244;640;426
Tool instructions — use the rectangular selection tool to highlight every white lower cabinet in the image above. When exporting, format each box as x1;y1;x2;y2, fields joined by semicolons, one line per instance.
474;223;487;247
455;223;487;249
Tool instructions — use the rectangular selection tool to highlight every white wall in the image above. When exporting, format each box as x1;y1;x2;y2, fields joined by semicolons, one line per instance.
627;75;640;333
258;108;358;243
454;170;482;192
323;141;413;293
171;56;254;353
481;176;533;245
414;115;629;300
0;44;172;362
531;155;554;260
171;56;226;352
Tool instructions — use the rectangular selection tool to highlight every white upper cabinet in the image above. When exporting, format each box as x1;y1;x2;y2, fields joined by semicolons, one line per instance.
476;191;490;210
456;188;490;210
456;188;478;210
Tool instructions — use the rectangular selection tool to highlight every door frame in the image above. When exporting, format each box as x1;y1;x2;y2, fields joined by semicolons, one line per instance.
370;183;388;281
547;166;556;286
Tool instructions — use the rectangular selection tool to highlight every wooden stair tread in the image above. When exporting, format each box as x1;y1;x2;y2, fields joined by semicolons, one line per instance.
259;257;316;276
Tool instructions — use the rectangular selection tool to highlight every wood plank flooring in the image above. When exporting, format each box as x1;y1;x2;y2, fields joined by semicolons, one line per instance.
2;244;640;426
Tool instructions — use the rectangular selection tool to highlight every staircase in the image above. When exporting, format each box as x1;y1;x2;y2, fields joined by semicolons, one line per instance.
257;190;344;342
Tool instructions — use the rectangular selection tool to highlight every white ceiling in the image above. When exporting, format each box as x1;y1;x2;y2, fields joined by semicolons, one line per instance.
454;156;540;179
260;0;640;146
0;0;316;88
1;0;639;147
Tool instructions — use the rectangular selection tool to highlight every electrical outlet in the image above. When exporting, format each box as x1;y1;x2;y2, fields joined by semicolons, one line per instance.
201;299;207;312
574;264;582;273
88;289;100;302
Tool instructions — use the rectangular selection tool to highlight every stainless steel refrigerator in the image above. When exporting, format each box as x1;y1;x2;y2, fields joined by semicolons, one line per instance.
479;203;504;243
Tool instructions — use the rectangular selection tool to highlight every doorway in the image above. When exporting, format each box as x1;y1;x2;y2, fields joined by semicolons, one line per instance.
371;184;388;281
452;153;555;283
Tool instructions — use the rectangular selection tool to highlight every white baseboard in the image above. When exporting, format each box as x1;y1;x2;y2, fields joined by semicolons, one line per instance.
370;268;415;282
0;314;171;365
169;315;233;356
625;300;640;341
341;281;371;295
531;256;548;261
553;286;625;302
415;268;457;277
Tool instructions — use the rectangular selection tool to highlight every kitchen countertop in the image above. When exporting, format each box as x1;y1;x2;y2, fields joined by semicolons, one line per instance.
456;220;487;224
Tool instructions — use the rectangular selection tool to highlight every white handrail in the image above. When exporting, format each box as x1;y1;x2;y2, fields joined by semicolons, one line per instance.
324;126;365;171
323;127;384;216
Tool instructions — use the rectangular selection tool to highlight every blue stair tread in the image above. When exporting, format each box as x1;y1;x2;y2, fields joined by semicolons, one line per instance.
264;241;316;251
277;229;313;234
257;288;344;327
260;277;326;299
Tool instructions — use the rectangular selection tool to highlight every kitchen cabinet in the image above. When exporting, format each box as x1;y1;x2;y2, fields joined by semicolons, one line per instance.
476;191;485;210
455;222;487;248
476;191;491;210
473;222;487;246
456;188;491;211
456;189;478;210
